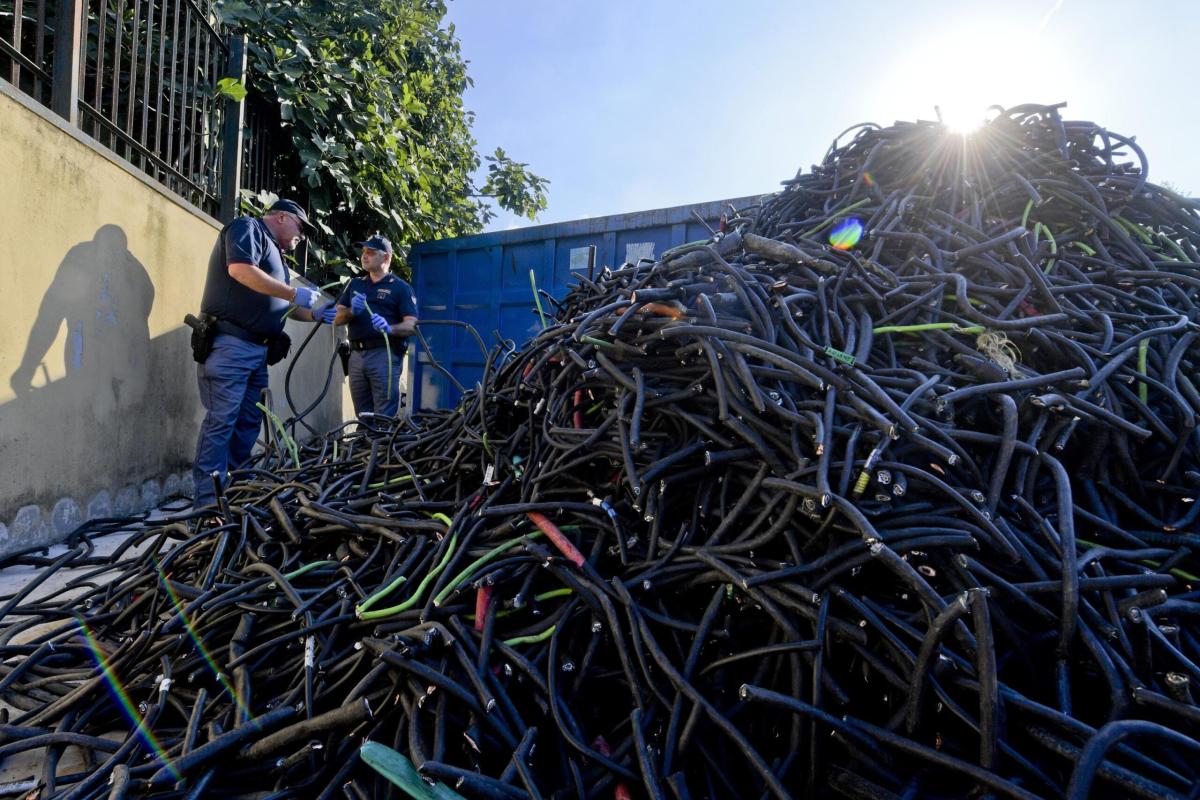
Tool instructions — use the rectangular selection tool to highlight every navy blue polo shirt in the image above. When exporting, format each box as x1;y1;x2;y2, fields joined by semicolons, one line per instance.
338;273;418;346
200;217;291;338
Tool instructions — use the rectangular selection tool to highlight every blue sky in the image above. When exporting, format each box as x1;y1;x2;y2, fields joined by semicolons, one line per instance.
447;1;1200;231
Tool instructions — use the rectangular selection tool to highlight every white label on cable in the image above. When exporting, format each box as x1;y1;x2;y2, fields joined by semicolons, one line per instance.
305;636;315;668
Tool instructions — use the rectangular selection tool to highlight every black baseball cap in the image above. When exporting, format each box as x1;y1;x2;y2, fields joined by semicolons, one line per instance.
355;234;393;255
267;198;316;232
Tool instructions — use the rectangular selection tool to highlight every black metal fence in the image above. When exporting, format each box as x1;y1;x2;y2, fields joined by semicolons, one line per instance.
0;0;57;107
1;0;250;219
242;89;288;197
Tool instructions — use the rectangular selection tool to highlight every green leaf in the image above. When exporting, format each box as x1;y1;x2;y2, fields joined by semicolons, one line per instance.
215;77;248;102
359;742;465;800
224;0;548;287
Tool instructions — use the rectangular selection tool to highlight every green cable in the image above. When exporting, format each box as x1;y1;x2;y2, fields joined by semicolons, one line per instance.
942;294;986;308
1020;199;1035;230
1035;222;1058;273
1076;537;1199;582
1110;216;1134;240
530;269;548;330
367;474;415;489
491;589;576;619
432;530;579;609
1158;563;1200;583
356;573;407;615
356;513;456;620
283;560;337;580
361;298;394;406
1070;240;1096;256
503;624;557;647
531;588;573;602
580;335;617;350
872;323;985;335
432;530;547;607
356;541;447;620
1131;218;1155;245
1137;338;1149;404
1158;233;1189;262
255;402;300;466
1114;215;1154;245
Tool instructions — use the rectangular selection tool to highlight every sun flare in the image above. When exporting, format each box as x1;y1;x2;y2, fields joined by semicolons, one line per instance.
874;14;1074;139
937;103;986;135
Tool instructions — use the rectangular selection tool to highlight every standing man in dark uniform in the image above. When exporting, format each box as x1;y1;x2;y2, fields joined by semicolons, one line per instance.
328;235;418;418
192;199;336;508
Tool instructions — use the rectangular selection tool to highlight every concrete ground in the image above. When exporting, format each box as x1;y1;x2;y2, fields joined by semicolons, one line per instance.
0;501;190;794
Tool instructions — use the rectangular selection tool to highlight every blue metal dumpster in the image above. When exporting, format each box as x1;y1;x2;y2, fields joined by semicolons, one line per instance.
408;195;763;409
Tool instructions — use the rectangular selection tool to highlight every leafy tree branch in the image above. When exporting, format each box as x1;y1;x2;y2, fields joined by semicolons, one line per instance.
216;0;548;282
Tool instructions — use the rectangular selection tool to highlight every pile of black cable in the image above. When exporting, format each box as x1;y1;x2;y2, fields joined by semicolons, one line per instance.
3;102;1200;799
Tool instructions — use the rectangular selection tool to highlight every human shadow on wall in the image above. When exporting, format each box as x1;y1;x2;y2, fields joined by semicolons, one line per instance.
10;225;153;414
1;226;196;516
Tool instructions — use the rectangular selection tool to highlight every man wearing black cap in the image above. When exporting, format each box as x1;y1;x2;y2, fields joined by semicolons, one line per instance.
326;234;418;419
192;199;336;508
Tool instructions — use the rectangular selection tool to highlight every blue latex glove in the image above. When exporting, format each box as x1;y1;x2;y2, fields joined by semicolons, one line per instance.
292;286;318;309
350;293;368;315
370;313;391;335
315;304;338;324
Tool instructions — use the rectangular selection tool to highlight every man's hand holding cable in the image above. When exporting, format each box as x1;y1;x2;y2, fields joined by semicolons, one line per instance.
350;293;368;316
315;304;338;324
370;313;391;335
292;286;318;309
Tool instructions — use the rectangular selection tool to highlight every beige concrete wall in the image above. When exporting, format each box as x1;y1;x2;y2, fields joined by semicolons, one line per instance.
0;83;343;553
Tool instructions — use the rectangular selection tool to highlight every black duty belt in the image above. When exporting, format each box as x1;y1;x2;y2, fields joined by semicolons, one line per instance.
349;337;405;352
215;319;273;346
